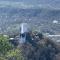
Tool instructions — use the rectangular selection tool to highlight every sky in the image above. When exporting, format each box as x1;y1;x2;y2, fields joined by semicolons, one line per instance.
0;0;60;9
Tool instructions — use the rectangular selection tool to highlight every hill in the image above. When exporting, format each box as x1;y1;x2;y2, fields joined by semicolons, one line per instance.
0;7;60;35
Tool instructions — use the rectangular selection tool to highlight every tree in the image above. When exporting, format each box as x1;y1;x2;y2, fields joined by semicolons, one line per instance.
6;48;24;60
0;34;24;60
0;34;13;55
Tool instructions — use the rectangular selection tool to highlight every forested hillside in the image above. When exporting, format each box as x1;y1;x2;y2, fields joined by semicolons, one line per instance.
0;32;60;60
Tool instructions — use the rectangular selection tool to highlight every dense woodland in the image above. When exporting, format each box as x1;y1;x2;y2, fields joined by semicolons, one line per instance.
0;32;60;60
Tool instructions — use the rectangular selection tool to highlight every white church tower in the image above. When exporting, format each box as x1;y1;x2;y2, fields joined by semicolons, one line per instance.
19;23;31;44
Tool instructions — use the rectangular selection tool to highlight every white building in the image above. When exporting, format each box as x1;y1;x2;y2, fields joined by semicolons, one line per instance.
20;23;31;34
53;20;58;24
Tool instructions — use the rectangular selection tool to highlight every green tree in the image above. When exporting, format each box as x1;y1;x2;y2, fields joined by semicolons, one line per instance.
0;34;24;60
6;48;24;60
0;35;13;55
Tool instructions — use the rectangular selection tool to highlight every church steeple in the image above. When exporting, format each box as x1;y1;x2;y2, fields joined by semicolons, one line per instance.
19;23;31;44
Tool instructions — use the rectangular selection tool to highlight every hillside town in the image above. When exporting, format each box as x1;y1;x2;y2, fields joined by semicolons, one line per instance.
0;0;60;60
